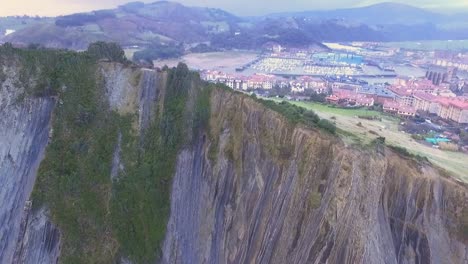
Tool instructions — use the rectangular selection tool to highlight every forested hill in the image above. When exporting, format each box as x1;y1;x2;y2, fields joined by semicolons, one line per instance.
1;1;468;50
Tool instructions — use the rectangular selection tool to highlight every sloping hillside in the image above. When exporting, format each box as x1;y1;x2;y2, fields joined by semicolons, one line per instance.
2;1;468;50
2;1;239;49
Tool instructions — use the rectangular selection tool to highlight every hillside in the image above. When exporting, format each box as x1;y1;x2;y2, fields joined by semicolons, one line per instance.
269;2;443;25
1;1;468;50
1;1;239;49
0;45;467;263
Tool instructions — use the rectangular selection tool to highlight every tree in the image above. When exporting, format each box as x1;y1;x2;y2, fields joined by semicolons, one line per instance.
86;42;127;63
309;92;327;103
317;119;336;134
133;43;184;63
461;130;468;145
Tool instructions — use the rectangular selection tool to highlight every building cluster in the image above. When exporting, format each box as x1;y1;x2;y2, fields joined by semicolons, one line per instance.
384;78;468;122
323;76;468;123
434;60;468;72
326;89;375;107
425;66;457;85
201;70;327;93
412;93;468;124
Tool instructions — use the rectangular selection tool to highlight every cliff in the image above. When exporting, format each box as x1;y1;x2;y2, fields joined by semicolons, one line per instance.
0;47;467;264
163;89;468;264
0;57;57;264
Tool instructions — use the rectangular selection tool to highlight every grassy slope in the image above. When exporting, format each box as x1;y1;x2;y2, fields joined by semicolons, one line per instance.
279;99;468;182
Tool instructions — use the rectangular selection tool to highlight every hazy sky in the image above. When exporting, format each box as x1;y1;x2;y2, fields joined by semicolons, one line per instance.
1;0;468;16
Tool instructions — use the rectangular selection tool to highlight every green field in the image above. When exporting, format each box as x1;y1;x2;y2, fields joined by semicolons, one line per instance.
288;101;384;117
270;99;468;182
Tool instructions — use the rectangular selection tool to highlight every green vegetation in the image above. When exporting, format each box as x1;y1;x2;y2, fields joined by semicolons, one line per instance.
284;100;385;118
461;209;468;241
387;145;429;163
461;130;468;145
111;63;206;262
2;43;212;263
309;192;322;209
110;66;208;263
55;11;116;27
133;43;184;63
256;99;336;134
189;43;218;53
87;41;129;64
265;98;468;181
21;46;121;263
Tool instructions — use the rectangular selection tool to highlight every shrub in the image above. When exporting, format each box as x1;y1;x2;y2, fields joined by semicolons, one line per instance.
317;119;336;134
87;41;128;63
133;43;184;62
411;134;424;140
461;209;468;241
309;192;322;209
255;99;336;134
373;136;386;144
388;145;429;162
439;142;459;152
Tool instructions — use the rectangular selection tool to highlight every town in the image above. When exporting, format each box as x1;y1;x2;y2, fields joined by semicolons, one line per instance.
199;42;468;154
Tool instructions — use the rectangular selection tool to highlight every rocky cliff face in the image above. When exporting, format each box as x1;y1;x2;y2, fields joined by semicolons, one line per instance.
1;55;467;264
0;63;57;263
162;89;468;264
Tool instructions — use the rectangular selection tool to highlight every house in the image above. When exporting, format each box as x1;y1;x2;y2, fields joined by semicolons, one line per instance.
413;92;438;112
327;89;374;106
358;85;396;104
389;87;414;106
397;106;416;117
435;98;468;124
298;76;327;93
246;74;276;90
356;97;375;107
383;101;415;117
383;101;400;113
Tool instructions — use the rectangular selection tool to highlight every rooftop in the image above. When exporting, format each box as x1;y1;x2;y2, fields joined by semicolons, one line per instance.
413;92;437;102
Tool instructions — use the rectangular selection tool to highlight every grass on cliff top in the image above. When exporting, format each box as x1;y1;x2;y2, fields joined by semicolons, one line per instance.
252;95;336;134
273;99;468;182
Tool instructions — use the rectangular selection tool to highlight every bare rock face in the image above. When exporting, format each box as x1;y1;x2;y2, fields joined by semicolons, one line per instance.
0;65;55;263
12;207;60;264
162;89;468;264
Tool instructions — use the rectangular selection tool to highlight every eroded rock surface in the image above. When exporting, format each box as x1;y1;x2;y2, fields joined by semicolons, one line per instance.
0;65;55;263
163;89;468;264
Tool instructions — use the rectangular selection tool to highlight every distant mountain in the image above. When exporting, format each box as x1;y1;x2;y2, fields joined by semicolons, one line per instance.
267;2;457;25
1;1;468;50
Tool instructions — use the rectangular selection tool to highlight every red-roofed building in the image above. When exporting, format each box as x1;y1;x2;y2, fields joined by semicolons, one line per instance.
389;87;414;106
397;105;416;117
326;89;374;106
383;101;400;113
297;76;327;92
433;98;468;123
246;74;276;90
413;92;438;112
383;101;415;117
356;97;375;107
